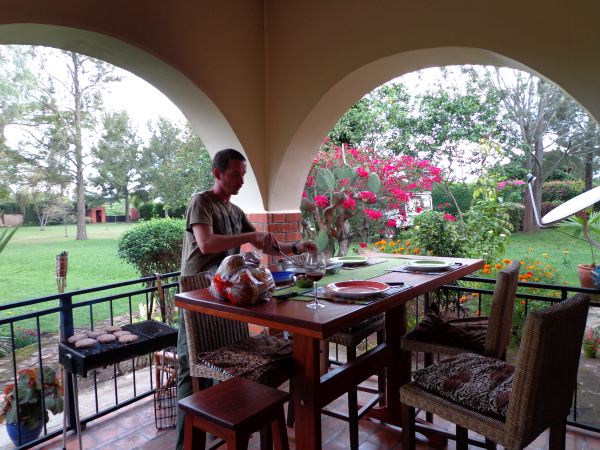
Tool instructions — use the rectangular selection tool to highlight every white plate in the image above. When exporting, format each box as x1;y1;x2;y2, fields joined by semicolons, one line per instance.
324;280;390;298
403;260;453;271
328;256;368;266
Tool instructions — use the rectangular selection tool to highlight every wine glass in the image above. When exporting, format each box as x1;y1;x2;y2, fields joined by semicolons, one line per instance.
305;251;327;309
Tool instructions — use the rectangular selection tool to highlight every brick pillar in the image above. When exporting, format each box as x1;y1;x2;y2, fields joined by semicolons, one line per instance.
242;211;303;268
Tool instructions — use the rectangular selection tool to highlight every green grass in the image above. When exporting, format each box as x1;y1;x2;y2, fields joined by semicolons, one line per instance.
504;228;591;286
0;223;141;333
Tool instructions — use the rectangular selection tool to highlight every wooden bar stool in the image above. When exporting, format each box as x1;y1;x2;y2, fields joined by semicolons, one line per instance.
178;377;290;450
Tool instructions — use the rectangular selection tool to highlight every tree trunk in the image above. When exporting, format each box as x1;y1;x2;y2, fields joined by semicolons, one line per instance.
585;150;593;191
124;187;130;223
72;53;87;240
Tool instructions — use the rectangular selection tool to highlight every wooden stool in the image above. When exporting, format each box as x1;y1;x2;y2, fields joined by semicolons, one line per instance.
178;377;290;450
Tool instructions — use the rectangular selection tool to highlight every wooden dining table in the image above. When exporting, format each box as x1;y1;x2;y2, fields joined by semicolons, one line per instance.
174;255;484;449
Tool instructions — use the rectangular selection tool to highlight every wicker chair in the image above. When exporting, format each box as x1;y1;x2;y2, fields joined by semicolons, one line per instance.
402;261;521;360
179;273;293;392
400;293;590;450
321;315;385;450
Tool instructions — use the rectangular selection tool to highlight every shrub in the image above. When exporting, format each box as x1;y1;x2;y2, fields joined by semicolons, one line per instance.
431;183;474;216
502;202;525;232
542;180;584;202
541;201;561;218
117;218;185;276
463;200;512;263
137;203;155;220
410;211;465;257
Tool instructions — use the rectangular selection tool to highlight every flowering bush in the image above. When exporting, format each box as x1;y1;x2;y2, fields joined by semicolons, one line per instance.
301;141;442;256
409;211;464;257
583;327;600;354
496;179;526;203
542;180;585;202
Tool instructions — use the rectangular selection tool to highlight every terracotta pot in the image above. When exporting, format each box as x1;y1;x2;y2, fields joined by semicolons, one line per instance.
577;264;596;288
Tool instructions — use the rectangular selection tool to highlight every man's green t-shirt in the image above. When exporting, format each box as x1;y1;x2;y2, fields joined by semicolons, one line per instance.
180;190;255;276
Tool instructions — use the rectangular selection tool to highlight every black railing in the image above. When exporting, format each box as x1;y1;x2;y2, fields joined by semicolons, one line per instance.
0;273;598;448
0;272;181;449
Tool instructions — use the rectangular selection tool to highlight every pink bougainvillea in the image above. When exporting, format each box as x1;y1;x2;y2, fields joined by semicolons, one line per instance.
301;141;443;255
359;242;368;249
314;195;329;208
342;195;356;210
444;213;456;222
358;191;376;203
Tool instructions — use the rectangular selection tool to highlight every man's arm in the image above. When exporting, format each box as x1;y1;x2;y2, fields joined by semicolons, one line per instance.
266;240;318;255
192;223;274;254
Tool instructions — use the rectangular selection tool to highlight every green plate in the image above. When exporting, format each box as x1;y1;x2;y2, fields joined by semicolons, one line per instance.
328;256;369;266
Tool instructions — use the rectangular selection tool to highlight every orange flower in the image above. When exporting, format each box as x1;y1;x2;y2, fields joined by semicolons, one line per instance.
413;248;421;254
482;268;491;274
503;258;511;264
495;263;502;269
484;264;491;269
520;300;526;306
399;247;405;251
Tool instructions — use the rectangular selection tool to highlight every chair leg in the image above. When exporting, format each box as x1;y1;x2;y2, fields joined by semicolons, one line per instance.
549;418;567;450
286;380;295;428
184;412;206;449
346;345;359;450
376;329;385;406
456;425;468;450
401;403;416;450
271;407;290;450
260;425;273;450
424;352;434;423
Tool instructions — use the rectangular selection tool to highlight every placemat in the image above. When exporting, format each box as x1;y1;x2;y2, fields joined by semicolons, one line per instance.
297;284;412;305
386;261;463;275
342;257;387;270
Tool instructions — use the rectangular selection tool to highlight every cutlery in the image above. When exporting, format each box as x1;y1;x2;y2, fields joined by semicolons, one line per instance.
272;244;304;267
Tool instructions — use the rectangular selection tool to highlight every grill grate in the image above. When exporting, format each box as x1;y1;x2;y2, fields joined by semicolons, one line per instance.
59;320;178;377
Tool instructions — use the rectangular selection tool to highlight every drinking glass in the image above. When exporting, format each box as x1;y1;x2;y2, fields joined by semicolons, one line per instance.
305;251;327;309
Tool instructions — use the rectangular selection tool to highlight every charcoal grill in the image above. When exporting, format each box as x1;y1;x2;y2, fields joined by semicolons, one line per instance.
59;320;178;450
59;320;177;377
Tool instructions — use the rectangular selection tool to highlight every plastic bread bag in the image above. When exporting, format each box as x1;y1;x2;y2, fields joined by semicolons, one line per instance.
209;251;276;305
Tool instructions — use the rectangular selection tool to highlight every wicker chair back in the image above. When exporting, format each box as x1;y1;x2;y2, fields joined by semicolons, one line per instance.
484;261;521;358
506;293;590;445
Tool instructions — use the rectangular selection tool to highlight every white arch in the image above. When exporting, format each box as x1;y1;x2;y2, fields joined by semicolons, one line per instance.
270;47;552;211
0;23;265;210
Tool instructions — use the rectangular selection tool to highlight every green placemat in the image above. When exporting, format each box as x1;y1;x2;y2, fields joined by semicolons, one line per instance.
274;258;409;302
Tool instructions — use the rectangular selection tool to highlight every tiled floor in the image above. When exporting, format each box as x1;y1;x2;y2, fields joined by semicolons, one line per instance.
35;384;600;450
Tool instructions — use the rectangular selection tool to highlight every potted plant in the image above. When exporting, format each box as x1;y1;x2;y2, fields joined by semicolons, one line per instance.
0;366;64;446
558;210;600;288
582;327;600;358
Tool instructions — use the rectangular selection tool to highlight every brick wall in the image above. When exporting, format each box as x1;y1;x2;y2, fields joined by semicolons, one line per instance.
241;211;303;268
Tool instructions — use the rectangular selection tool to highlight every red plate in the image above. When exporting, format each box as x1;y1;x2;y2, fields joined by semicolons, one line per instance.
324;280;390;298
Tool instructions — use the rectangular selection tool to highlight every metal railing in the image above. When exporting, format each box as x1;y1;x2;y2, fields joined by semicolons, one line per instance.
0;272;181;449
0;273;598;448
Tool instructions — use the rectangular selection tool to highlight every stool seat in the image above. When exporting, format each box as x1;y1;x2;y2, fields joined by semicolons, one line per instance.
179;377;290;449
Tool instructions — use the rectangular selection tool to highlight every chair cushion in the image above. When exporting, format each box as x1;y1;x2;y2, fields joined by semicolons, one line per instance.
404;313;487;353
197;334;292;386
412;353;514;418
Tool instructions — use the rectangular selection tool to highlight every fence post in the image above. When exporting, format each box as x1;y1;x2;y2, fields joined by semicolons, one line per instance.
59;294;77;430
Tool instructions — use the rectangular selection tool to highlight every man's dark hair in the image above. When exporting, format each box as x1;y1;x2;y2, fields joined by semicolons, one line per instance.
212;148;246;173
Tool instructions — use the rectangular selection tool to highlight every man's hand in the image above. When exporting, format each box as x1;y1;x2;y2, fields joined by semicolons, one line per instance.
250;232;278;253
296;240;318;253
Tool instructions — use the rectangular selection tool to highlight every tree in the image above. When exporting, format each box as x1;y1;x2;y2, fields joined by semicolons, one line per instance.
139;119;212;216
466;68;600;232
91;111;141;222
7;47;118;239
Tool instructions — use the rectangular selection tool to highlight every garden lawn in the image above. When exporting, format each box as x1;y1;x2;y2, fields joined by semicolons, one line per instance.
504;228;591;286
0;223;141;333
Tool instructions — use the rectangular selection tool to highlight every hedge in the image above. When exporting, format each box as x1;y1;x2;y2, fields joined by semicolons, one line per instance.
542;180;584;202
502;202;525;232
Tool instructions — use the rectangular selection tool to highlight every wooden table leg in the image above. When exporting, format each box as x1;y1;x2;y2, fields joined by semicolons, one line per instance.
365;303;406;425
293;334;322;450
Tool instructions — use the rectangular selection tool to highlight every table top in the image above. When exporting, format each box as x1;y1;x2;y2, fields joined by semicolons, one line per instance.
175;255;484;340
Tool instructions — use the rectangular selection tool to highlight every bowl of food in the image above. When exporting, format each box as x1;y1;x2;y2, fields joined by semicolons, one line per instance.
278;256;306;274
325;262;343;275
294;273;314;288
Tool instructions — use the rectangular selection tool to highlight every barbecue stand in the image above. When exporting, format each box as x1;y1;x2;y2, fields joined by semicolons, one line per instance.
58;320;177;449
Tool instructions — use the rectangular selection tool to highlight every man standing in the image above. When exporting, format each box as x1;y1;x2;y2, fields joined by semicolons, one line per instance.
175;148;316;449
